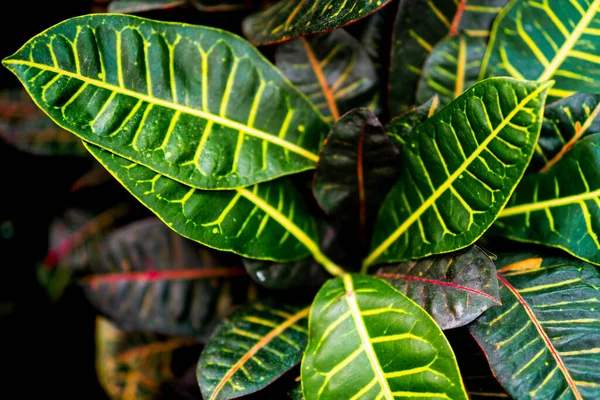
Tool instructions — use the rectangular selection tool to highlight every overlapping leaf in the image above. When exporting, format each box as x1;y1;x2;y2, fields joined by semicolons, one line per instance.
481;0;600;101
470;253;600;400
107;0;185;13
417;34;486;106
374;245;500;329
3;14;329;189
365;78;552;267
275;29;377;123
386;96;440;150
198;301;309;400
302;274;467;399
494;134;600;265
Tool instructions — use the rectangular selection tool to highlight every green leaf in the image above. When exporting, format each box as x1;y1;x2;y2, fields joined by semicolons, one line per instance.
289;380;303;400
3;14;329;189
389;0;508;115
83;218;248;337
530;93;600;172
302;274;468;399
386;96;440;151
107;0;186;13
469;253;600;400
374;245;501;330
275;29;377;123
364;77;552;267
417;34;487;106
481;0;600;101
198;301;309;400
494;134;600;265
242;0;394;46
314;109;400;250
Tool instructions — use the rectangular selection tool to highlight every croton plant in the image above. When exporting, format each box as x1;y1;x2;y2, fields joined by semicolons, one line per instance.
2;0;600;399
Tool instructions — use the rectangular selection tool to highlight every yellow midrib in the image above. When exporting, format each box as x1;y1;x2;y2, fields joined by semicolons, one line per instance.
499;188;600;217
5;59;320;162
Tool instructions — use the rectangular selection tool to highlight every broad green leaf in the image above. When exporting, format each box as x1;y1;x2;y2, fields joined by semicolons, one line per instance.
365;78;552;267
107;0;185;13
417;34;486;106
3;14;329;189
314;109;400;250
85;144;341;272
275;29;377;123
374;245;500;330
530;93;600;172
96;316;199;400
386;96;440;151
302;274;468;399
481;0;600;101
389;0;508;115
83;218;247;337
470;253;600;400
494;134;600;265
198;301;309;400
242;0;394;46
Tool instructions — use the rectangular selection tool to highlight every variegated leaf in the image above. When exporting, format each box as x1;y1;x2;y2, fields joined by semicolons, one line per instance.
385;96;440;151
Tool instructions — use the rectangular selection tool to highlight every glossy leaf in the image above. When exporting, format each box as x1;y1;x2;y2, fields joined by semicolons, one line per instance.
389;0;508;115
242;0;394;46
96;316;199;400
302;274;468;399
83;218;247;337
417;34;486;106
365;78;552;267
107;0;185;13
314;109;400;249
374;245;500;330
481;0;600;101
530;93;600;172
470;253;600;400
3;14;329;189
275;29;377;123
198;301;309;400
386;96;440;151
495;134;600;265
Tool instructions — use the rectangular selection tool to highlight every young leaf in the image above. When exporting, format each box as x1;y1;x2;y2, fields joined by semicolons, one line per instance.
197;301;309;400
242;0;394;46
82;218;247;337
374;245;501;330
385;96;440;150
2;14;329;189
481;0;600;101
275;29;377;123
530;93;600;172
364;78;552;267
494;134;600;265
416;34;486;106
107;0;186;13
302;274;468;399
313;109;400;249
470;253;600;400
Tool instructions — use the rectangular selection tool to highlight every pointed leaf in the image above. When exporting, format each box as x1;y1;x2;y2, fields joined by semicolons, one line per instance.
375;245;501;330
302;274;468;399
275;29;377;123
470;253;600;400
198;301;310;400
314;109;400;249
242;0;394;46
494;134;600;265
417;34;487;106
386;96;440;150
3;14;329;189
481;0;600;101
107;0;185;13
365;78;552;267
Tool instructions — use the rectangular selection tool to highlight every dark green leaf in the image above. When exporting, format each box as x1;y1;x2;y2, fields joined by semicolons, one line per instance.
107;0;186;13
3;14;329;189
481;0;600;101
470;253;600;400
302;274;468;399
365;77;552;267
275;29;377;123
289;380;303;400
198;301;309;400
494;134;600;265
242;0;394;46
386;96;440;150
374;245;500;330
